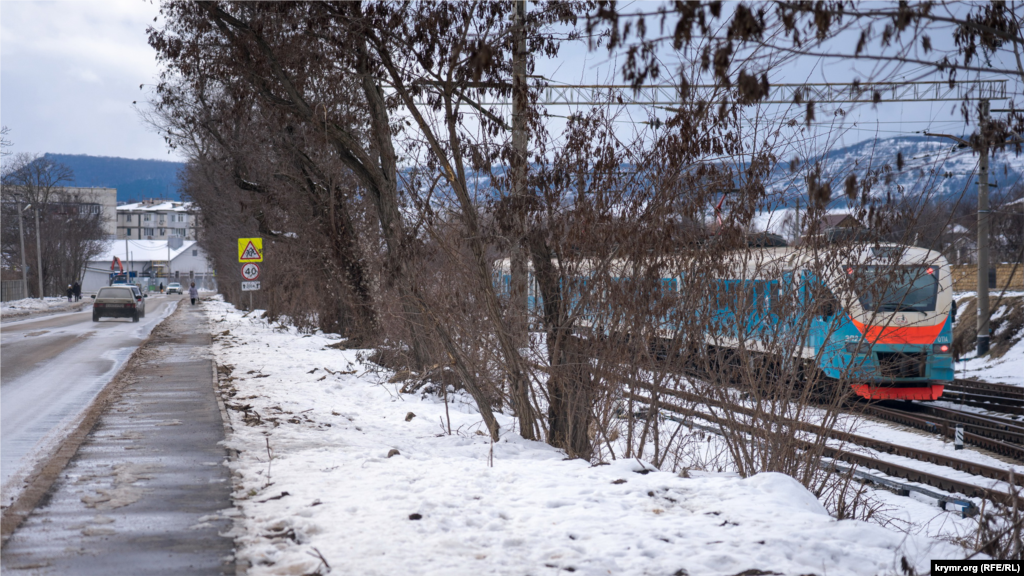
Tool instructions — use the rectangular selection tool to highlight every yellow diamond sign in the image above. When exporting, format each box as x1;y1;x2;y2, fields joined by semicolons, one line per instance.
238;238;263;263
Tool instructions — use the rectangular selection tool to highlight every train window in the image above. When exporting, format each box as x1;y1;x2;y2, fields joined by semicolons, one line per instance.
847;265;939;312
768;282;781;312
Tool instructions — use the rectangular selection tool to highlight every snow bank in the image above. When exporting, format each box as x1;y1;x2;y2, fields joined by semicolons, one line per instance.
0;296;84;317
205;298;966;576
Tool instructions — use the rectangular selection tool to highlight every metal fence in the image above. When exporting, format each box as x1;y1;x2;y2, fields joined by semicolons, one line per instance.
1;280;26;302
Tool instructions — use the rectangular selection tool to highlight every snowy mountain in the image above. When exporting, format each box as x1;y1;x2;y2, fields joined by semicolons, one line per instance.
766;135;1024;208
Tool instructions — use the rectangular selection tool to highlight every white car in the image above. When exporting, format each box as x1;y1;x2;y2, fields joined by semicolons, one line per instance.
167;282;183;295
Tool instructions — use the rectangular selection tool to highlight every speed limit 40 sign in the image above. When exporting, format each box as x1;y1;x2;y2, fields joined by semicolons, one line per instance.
241;263;261;281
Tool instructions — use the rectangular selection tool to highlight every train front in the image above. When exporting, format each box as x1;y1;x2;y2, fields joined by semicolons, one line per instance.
819;245;954;401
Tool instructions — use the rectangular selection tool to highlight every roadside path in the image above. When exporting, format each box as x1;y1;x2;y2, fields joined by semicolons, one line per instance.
1;301;237;575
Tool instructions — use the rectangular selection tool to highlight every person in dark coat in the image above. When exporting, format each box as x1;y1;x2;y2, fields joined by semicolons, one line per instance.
66;284;74;302
72;281;81;302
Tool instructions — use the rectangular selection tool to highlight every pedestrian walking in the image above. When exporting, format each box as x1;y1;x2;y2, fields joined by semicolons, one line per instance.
159;282;164;294
72;281;81;302
189;282;198;306
66;284;74;302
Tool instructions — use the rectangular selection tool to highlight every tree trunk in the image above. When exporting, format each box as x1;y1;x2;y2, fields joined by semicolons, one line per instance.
527;229;593;459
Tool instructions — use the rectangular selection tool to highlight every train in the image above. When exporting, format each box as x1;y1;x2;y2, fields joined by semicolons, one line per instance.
495;241;954;401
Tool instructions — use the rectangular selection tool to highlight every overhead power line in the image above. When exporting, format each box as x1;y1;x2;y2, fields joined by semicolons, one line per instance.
435;79;1008;107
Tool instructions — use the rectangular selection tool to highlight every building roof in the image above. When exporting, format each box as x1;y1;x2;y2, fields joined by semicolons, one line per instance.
117;201;194;212
820;214;861;228
93;239;198;263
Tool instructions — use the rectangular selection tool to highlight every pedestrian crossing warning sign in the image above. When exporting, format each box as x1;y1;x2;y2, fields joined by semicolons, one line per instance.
238;238;263;262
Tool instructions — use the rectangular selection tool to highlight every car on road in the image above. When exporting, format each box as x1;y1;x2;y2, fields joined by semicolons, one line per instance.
167;282;183;295
92;286;145;322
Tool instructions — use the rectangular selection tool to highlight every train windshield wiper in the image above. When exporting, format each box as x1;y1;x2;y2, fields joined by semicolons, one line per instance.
879;304;920;312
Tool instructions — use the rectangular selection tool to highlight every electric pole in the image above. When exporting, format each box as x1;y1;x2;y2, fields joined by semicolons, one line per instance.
925;97;996;356
17;201;29;299
33;204;43;299
509;0;528;345
977;100;991;355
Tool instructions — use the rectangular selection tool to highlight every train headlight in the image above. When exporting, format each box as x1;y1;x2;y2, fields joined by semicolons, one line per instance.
932;343;952;355
845;342;872;355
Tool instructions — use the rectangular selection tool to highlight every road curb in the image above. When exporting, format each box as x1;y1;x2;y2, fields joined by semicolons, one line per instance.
0;300;183;544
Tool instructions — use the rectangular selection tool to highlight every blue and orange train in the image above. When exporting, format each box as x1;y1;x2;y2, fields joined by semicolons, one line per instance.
496;242;954;400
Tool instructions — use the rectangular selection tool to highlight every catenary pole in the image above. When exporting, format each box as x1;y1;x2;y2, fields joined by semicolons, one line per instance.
977;100;991;355
509;0;529;346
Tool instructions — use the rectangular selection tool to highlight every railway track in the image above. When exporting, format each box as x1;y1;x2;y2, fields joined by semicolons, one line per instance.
625;388;1021;509
950;378;1024;398
940;379;1024;417
865;401;1024;461
615;377;1023;504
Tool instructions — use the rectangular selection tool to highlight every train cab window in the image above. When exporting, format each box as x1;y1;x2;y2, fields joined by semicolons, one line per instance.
846;265;939;312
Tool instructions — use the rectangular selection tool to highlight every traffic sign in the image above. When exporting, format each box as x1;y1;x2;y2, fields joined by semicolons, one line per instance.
241;263;261;281
241;281;261;291
238;238;263;262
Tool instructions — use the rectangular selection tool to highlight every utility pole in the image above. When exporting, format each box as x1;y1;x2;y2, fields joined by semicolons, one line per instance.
976;99;991;356
925;97;994;356
17;201;29;299
33;204;43;299
509;0;528;346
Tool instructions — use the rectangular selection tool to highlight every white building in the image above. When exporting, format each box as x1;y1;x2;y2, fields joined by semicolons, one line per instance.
117;200;199;241
81;238;216;293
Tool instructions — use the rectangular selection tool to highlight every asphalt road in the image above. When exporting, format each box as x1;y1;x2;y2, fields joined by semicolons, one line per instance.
1;302;236;575
1;295;181;499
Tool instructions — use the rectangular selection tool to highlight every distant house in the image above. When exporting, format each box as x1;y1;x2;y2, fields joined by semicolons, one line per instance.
117;200;199;241
943;223;975;265
81;238;215;293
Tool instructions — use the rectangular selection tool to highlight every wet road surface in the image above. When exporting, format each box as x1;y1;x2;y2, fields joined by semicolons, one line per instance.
1;301;236;575
1;296;181;496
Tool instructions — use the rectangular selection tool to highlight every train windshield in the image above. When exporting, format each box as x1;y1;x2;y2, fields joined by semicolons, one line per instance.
845;265;939;312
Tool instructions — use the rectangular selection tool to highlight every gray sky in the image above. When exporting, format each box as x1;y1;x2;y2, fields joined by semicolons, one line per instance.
1;1;1012;165
1;0;173;161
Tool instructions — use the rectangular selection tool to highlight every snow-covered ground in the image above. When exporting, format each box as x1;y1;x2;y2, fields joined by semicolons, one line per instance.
0;296;84;317
953;292;1024;386
206;297;973;576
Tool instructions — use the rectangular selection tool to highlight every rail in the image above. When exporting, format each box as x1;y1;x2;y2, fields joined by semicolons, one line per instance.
625;389;1018;511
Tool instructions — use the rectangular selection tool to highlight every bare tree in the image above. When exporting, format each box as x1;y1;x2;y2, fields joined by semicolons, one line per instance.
0;126;11;158
1;153;103;296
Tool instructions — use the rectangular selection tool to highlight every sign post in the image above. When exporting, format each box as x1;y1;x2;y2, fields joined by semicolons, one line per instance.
238;238;263;311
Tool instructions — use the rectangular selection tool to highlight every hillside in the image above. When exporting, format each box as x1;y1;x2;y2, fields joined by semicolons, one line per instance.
767;135;1024;208
41;136;1023;207
45;153;186;203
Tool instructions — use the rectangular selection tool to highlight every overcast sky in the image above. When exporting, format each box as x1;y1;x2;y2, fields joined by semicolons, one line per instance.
1;1;1010;165
1;0;174;161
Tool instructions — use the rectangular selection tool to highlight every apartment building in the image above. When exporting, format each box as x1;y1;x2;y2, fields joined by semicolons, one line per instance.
117;200;199;241
2;186;118;238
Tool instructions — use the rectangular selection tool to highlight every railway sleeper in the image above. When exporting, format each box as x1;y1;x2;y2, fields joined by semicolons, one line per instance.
623;392;1021;511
